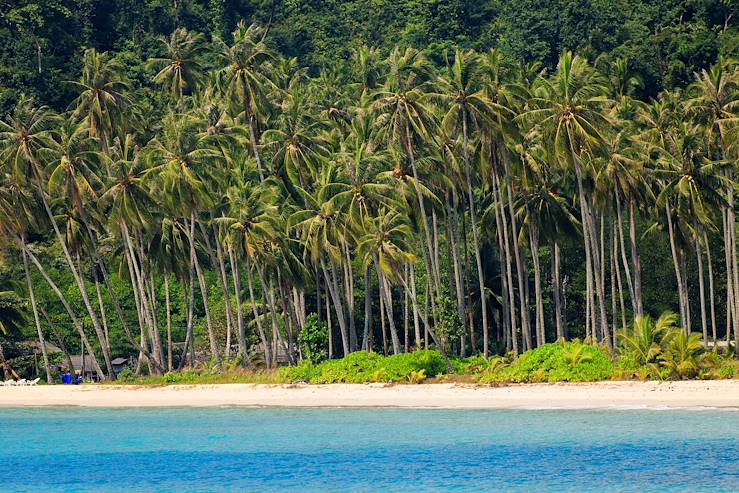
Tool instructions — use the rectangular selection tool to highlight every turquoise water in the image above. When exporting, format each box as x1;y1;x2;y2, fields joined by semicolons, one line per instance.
1;407;738;492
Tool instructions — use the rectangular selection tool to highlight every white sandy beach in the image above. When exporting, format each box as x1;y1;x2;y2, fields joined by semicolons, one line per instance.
1;380;738;409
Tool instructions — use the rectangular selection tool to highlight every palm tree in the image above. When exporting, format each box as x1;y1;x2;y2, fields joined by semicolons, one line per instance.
371;47;441;298
68;49;131;155
147;28;207;106
521;51;613;347
216;21;273;180
218;175;280;364
150;114;223;369
618;312;679;367
0;97;116;378
686;61;739;355
432;49;495;356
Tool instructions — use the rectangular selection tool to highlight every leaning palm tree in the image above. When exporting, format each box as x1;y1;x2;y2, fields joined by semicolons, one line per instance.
0;97;113;379
147;27;207;106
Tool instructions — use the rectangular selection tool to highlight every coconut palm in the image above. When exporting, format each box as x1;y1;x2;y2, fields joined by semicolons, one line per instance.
68;49;131;155
371;47;441;297
150;113;223;369
147;28;207;105
521;51;613;347
216;21;273;180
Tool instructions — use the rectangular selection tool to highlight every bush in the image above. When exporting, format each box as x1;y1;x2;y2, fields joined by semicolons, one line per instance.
298;314;329;364
278;350;447;383
116;368;134;382
478;341;614;383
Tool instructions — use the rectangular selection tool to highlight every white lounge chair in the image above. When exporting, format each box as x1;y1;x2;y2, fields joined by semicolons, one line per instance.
17;379;28;386
29;378;40;386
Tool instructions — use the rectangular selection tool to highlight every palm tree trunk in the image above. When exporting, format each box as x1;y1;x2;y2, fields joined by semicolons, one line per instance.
245;258;270;367
189;212;221;369
199;222;235;359
704;232;718;344
93;271;110;350
321;257;350;356
24;245;105;380
21;240;52;384
320;257;350;356
614;188;636;315
493;171;517;354
30;166;113;377
571;151;608;345
362;267;372;351
409;263;421;348
228;246;248;361
529;222;545;346
403;265;409;352
613;224;627;334
374;258;401;354
123;225;161;367
462;116;488;356
343;243;357;351
500;151;532;351
665;202;687;330
248;118;265;181
552;241;564;340
404;127;441;297
696;236;709;345
722;207;734;343
178;274;195;371
164;274;173;372
447;206;467;337
628;197;644;316
83;222;163;373
728;177;739;357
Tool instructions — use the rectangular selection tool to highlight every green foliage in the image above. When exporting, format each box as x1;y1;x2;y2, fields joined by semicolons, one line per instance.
278;350;447;384
298;313;328;365
434;296;464;353
116;368;134;382
478;342;615;383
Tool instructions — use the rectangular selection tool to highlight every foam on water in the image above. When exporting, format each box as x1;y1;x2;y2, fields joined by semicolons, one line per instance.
1;407;737;492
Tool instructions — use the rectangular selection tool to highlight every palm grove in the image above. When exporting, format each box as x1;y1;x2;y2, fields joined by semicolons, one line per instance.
1;21;739;382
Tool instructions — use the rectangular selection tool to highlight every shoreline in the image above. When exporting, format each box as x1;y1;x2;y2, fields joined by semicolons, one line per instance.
1;380;738;409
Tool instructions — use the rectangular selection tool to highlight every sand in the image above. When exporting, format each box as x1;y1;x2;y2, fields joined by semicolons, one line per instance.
1;380;738;409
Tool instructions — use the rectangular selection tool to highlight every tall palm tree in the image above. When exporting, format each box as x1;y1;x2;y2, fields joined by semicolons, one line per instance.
150;114;223;369
371;46;441;298
432;49;496;356
521;51;613;347
68;49;131;155
0;97;115;378
147;28;207;106
216;21;273;180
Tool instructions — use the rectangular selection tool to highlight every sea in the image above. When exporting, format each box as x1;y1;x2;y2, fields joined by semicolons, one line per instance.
0;407;737;492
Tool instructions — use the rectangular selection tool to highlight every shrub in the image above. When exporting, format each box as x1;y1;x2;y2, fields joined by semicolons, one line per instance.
478;341;614;383
116;368;134;382
278;350;446;383
298;314;329;364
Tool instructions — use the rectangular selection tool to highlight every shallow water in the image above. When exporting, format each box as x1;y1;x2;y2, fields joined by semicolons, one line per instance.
1;407;737;492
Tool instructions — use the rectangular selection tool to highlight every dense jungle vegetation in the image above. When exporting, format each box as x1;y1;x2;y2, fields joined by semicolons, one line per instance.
1;0;739;382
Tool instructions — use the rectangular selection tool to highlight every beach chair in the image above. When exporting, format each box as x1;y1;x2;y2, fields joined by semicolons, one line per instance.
17;379;28;386
29;378;40;386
